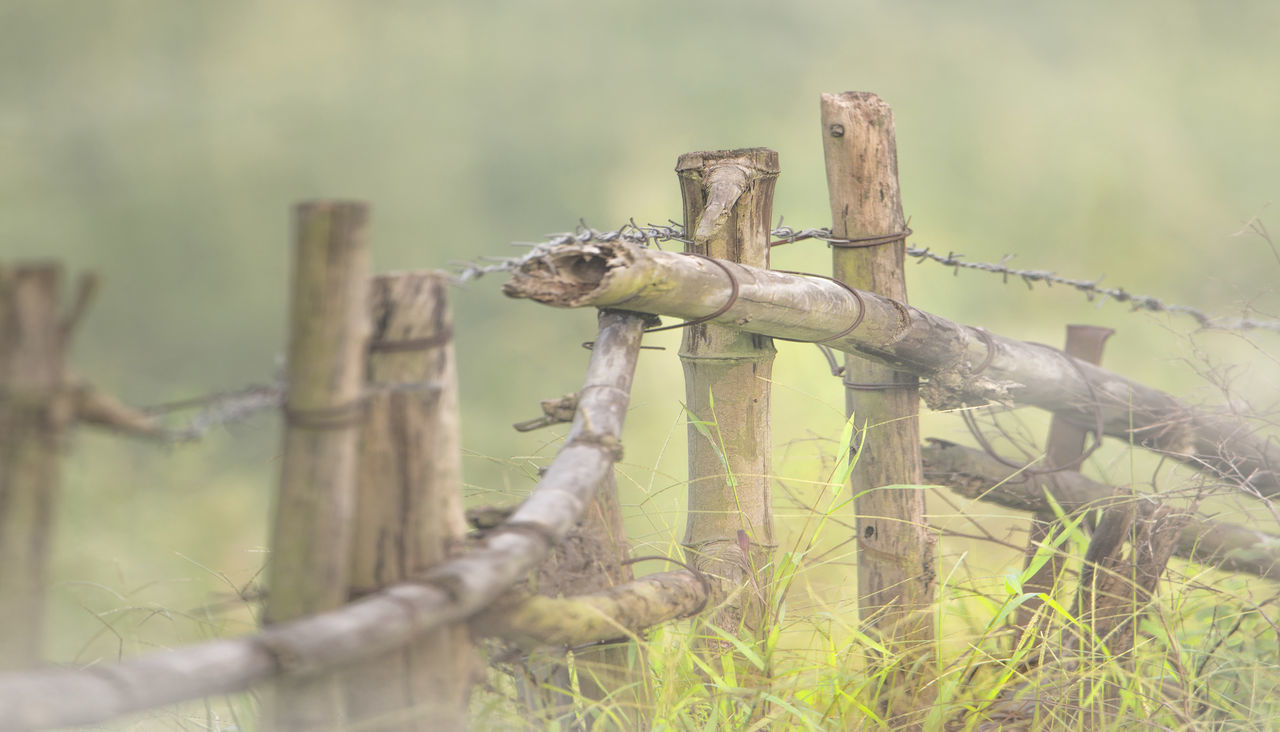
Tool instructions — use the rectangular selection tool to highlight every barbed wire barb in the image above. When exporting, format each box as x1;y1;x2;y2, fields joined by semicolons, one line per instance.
459;220;1280;335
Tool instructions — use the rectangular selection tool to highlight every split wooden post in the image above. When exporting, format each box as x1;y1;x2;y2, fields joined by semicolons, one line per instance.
820;91;936;711
0;265;90;669
1016;325;1113;639
265;201;371;729
676;149;779;665
339;272;477;730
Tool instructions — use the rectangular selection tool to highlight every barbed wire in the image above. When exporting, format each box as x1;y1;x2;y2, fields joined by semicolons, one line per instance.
143;380;447;440
145;382;284;441
459;220;1280;335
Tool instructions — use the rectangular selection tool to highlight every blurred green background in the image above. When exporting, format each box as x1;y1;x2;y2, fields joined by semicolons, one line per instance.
3;0;1279;696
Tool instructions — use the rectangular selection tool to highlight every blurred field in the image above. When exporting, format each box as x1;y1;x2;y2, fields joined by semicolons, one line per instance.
3;1;1279;722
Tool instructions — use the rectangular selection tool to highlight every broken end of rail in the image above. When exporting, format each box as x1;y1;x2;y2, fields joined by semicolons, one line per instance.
501;241;637;308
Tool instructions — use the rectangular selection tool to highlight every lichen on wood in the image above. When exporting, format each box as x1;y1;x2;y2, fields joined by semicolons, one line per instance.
472;569;707;648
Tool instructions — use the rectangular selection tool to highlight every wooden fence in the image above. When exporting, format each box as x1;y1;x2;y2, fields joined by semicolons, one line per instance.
1;91;1278;730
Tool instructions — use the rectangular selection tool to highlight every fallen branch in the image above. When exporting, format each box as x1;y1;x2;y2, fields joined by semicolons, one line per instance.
0;309;648;730
921;439;1280;582
503;240;1280;498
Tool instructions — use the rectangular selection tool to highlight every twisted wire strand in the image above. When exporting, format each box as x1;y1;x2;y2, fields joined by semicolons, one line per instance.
459;221;1280;334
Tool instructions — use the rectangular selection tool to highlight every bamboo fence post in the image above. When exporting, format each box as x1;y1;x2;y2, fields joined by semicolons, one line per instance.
339;272;477;730
265;201;371;730
1015;325;1112;639
676;149;779;667
0;264;89;669
821;91;936;714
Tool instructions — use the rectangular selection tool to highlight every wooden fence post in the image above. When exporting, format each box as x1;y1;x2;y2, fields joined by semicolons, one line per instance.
265;201;371;729
820;92;936;717
676;149;779;671
0;264;89;670
1016;325;1113;640
338;271;478;730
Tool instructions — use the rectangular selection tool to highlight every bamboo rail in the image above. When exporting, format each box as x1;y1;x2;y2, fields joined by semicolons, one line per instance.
502;241;1280;500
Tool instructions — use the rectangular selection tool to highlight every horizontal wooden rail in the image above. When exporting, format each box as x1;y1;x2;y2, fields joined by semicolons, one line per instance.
0;310;647;731
473;569;709;648
921;439;1280;582
503;240;1280;499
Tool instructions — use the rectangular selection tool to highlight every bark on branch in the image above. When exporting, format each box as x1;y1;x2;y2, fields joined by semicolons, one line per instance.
0;309;648;731
503;241;1280;499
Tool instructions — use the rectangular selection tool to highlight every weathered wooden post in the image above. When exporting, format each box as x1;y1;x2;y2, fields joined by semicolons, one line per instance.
820;92;936;716
677;149;778;665
265;201;371;729
338;271;478;730
1015;325;1112;640
0;265;88;669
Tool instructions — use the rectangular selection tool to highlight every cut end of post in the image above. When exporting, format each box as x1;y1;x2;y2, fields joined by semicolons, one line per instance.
294;199;371;215
675;148;780;257
674;148;779;174
821;91;892;110
502;240;635;307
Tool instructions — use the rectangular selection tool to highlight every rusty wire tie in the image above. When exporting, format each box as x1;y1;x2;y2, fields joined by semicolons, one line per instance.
769;270;868;345
643;252;741;333
971;327;997;375
767;269;870;379
842;377;916;392
369;327;453;353
584;252;743;350
283;399;366;430
769;226;913;249
581;342;665;351
827;227;914;248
